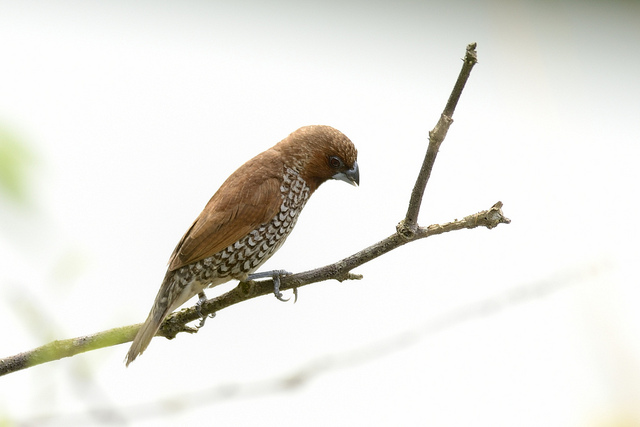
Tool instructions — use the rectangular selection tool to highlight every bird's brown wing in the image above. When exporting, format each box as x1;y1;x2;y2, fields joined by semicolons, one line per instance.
167;172;283;271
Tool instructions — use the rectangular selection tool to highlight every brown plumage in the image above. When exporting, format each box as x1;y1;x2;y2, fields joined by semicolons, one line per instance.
126;125;358;365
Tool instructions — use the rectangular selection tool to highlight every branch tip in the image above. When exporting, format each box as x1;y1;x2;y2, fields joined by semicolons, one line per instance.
337;272;363;282
465;42;478;64
486;201;511;228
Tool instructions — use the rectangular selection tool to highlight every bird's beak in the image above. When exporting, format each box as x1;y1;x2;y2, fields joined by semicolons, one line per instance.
332;161;359;186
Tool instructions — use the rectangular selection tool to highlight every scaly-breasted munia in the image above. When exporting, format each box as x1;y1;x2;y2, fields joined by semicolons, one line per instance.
126;125;359;365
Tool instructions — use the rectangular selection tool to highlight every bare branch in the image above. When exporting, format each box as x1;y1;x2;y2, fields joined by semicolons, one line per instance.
0;326;138;377
161;201;509;338
22;261;596;425
0;203;509;376
0;43;508;377
400;42;478;236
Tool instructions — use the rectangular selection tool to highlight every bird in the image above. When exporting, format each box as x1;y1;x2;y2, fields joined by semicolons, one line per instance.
125;125;359;365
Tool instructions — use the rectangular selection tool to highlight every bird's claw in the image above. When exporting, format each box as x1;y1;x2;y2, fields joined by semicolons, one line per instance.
247;269;295;302
273;273;289;302
195;292;215;329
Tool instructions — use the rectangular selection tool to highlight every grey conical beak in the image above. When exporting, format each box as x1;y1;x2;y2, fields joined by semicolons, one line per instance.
332;160;359;186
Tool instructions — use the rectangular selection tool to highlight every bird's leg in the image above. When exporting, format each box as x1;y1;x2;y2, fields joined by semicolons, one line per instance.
272;274;287;302
195;291;215;328
247;270;293;302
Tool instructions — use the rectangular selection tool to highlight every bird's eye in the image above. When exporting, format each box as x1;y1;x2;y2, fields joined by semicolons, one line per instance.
328;156;343;169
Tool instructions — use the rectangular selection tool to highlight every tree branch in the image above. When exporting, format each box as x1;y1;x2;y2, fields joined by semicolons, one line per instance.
22;262;591;425
0;42;508;377
400;42;478;236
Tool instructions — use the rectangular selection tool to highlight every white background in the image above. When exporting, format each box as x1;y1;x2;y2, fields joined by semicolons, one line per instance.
1;1;639;426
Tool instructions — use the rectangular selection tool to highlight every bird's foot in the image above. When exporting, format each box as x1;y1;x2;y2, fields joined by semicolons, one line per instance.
247;270;295;302
195;291;215;329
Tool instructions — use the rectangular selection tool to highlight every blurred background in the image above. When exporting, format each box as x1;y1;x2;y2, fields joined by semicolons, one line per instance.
1;0;639;425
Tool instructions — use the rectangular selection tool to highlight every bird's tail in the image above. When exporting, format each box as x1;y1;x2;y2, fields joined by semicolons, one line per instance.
125;271;176;366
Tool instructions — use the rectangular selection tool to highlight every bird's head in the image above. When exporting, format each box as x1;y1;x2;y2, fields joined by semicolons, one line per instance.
278;125;359;192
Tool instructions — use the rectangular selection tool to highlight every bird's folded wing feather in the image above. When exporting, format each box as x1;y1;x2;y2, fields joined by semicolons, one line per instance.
167;174;283;271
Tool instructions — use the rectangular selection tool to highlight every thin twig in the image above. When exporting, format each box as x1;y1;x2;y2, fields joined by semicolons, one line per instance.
400;42;478;236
